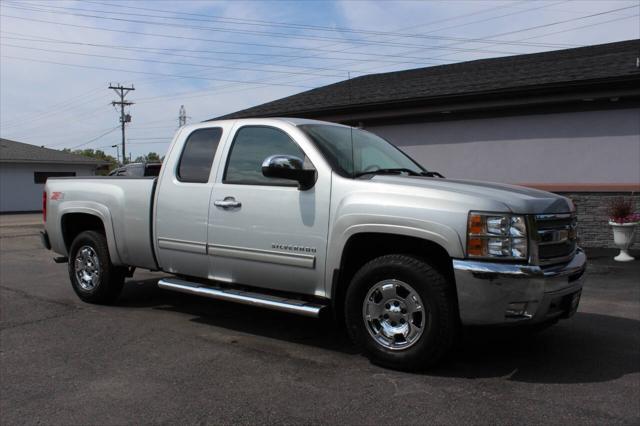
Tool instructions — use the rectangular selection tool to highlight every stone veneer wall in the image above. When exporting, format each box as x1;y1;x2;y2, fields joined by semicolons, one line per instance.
556;192;640;249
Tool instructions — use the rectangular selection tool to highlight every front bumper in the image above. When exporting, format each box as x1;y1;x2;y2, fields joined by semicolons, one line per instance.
453;249;586;325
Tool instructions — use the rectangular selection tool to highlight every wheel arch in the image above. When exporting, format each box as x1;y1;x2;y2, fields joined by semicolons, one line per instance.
330;231;458;323
59;206;122;265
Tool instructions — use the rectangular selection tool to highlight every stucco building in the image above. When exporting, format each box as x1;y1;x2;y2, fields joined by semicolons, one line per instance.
0;138;106;212
217;39;640;248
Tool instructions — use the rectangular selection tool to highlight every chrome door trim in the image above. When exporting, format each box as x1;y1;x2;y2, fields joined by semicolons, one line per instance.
208;243;315;269
158;237;207;254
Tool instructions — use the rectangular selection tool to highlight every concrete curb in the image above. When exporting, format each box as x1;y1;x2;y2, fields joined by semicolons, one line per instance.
0;223;43;229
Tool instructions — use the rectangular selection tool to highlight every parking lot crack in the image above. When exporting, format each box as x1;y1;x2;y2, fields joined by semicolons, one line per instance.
0;284;79;309
0;309;78;331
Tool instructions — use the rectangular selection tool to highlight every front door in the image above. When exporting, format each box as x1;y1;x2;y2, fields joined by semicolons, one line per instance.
207;124;330;297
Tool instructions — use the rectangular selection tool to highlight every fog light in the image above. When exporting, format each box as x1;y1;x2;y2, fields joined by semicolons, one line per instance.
505;302;531;319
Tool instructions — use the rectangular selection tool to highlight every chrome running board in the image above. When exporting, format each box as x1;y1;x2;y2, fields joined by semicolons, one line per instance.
157;277;326;318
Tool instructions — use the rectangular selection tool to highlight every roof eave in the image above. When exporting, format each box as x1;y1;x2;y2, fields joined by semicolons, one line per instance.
217;73;640;121
0;159;108;165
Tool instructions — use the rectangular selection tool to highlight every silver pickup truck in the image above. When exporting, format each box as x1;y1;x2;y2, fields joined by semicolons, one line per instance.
41;117;586;370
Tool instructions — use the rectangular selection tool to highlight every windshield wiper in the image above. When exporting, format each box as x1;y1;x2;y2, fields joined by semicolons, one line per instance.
422;170;445;178
354;168;422;178
354;168;445;178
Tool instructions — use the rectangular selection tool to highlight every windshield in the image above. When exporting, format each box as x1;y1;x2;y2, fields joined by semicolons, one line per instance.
299;124;425;178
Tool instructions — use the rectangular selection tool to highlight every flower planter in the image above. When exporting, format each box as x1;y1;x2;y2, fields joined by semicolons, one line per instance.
609;221;637;262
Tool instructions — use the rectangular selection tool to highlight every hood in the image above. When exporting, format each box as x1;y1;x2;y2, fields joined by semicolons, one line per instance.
370;175;574;214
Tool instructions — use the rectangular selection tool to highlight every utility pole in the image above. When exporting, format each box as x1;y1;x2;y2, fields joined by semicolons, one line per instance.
178;105;189;127
109;83;134;164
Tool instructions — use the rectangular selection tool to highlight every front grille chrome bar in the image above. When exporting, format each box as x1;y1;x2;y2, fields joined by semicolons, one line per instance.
530;213;578;266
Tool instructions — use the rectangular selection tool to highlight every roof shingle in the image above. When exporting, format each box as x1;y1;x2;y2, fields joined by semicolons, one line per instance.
0;138;108;165
216;39;640;120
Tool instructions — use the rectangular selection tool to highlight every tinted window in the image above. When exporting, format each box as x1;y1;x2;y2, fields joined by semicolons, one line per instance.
178;128;223;183
224;126;305;186
34;171;76;184
144;164;162;177
126;164;144;177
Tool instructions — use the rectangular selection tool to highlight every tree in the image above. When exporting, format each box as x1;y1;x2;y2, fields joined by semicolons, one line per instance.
133;152;162;163
146;152;160;162
62;148;118;175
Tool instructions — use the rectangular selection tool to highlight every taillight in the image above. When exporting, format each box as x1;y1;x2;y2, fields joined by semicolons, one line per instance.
42;191;47;222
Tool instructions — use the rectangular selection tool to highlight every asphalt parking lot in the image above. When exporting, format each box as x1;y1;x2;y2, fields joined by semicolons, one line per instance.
1;219;639;424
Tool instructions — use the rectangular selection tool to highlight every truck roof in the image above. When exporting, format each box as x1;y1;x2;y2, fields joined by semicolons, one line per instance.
195;117;350;129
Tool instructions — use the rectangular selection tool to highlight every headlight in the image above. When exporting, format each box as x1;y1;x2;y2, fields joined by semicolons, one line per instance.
467;212;528;260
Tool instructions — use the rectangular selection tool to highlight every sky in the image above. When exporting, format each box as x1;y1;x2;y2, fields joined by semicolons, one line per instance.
0;0;638;160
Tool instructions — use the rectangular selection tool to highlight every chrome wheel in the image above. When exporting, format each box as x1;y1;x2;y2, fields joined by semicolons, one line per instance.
74;245;100;291
362;279;426;350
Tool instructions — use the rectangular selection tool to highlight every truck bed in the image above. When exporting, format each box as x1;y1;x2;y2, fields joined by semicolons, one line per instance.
44;176;158;270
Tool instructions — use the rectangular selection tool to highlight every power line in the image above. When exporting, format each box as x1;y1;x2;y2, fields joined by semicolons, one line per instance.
519;13;639;41
0;42;349;79
134;7;636;107
0;0;584;102
134;0;570;106
5;1;578;49
0;98;113;137
3;1;634;142
53;126;120;150
7;2;564;110
386;4;639;64
0;12;540;59
87;0;532;36
0;32;445;67
0;55;318;88
214;3;638;96
128;137;171;140
222;1;566;97
0;87;108;130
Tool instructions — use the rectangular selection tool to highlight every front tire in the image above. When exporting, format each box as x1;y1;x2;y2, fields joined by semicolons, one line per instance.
68;230;125;304
345;255;457;371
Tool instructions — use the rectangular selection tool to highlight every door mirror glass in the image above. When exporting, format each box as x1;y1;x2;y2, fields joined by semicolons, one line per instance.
261;155;316;190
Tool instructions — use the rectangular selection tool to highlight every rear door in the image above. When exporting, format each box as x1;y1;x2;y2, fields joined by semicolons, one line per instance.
154;125;229;278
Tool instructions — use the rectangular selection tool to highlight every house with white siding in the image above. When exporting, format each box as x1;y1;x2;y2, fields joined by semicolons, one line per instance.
0;138;106;212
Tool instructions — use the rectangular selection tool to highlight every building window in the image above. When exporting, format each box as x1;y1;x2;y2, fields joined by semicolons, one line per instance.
33;171;76;184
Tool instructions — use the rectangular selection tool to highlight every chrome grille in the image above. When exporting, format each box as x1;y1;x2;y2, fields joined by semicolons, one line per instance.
534;213;577;265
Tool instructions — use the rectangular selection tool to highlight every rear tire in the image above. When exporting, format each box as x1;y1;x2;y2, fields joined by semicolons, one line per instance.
68;230;125;304
345;254;457;371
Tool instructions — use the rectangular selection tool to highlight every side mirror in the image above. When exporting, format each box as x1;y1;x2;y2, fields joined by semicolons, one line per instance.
261;155;316;190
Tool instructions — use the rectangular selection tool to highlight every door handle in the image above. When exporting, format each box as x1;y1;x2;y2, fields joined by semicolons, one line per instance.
214;197;241;209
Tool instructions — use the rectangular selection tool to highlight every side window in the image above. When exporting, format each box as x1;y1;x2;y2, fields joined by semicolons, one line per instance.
224;126;305;186
178;127;223;183
125;164;143;177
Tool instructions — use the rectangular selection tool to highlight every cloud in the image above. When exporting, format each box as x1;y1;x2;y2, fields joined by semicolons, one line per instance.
0;0;637;158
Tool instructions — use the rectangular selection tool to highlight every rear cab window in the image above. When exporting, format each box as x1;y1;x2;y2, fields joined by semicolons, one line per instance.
177;127;223;183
